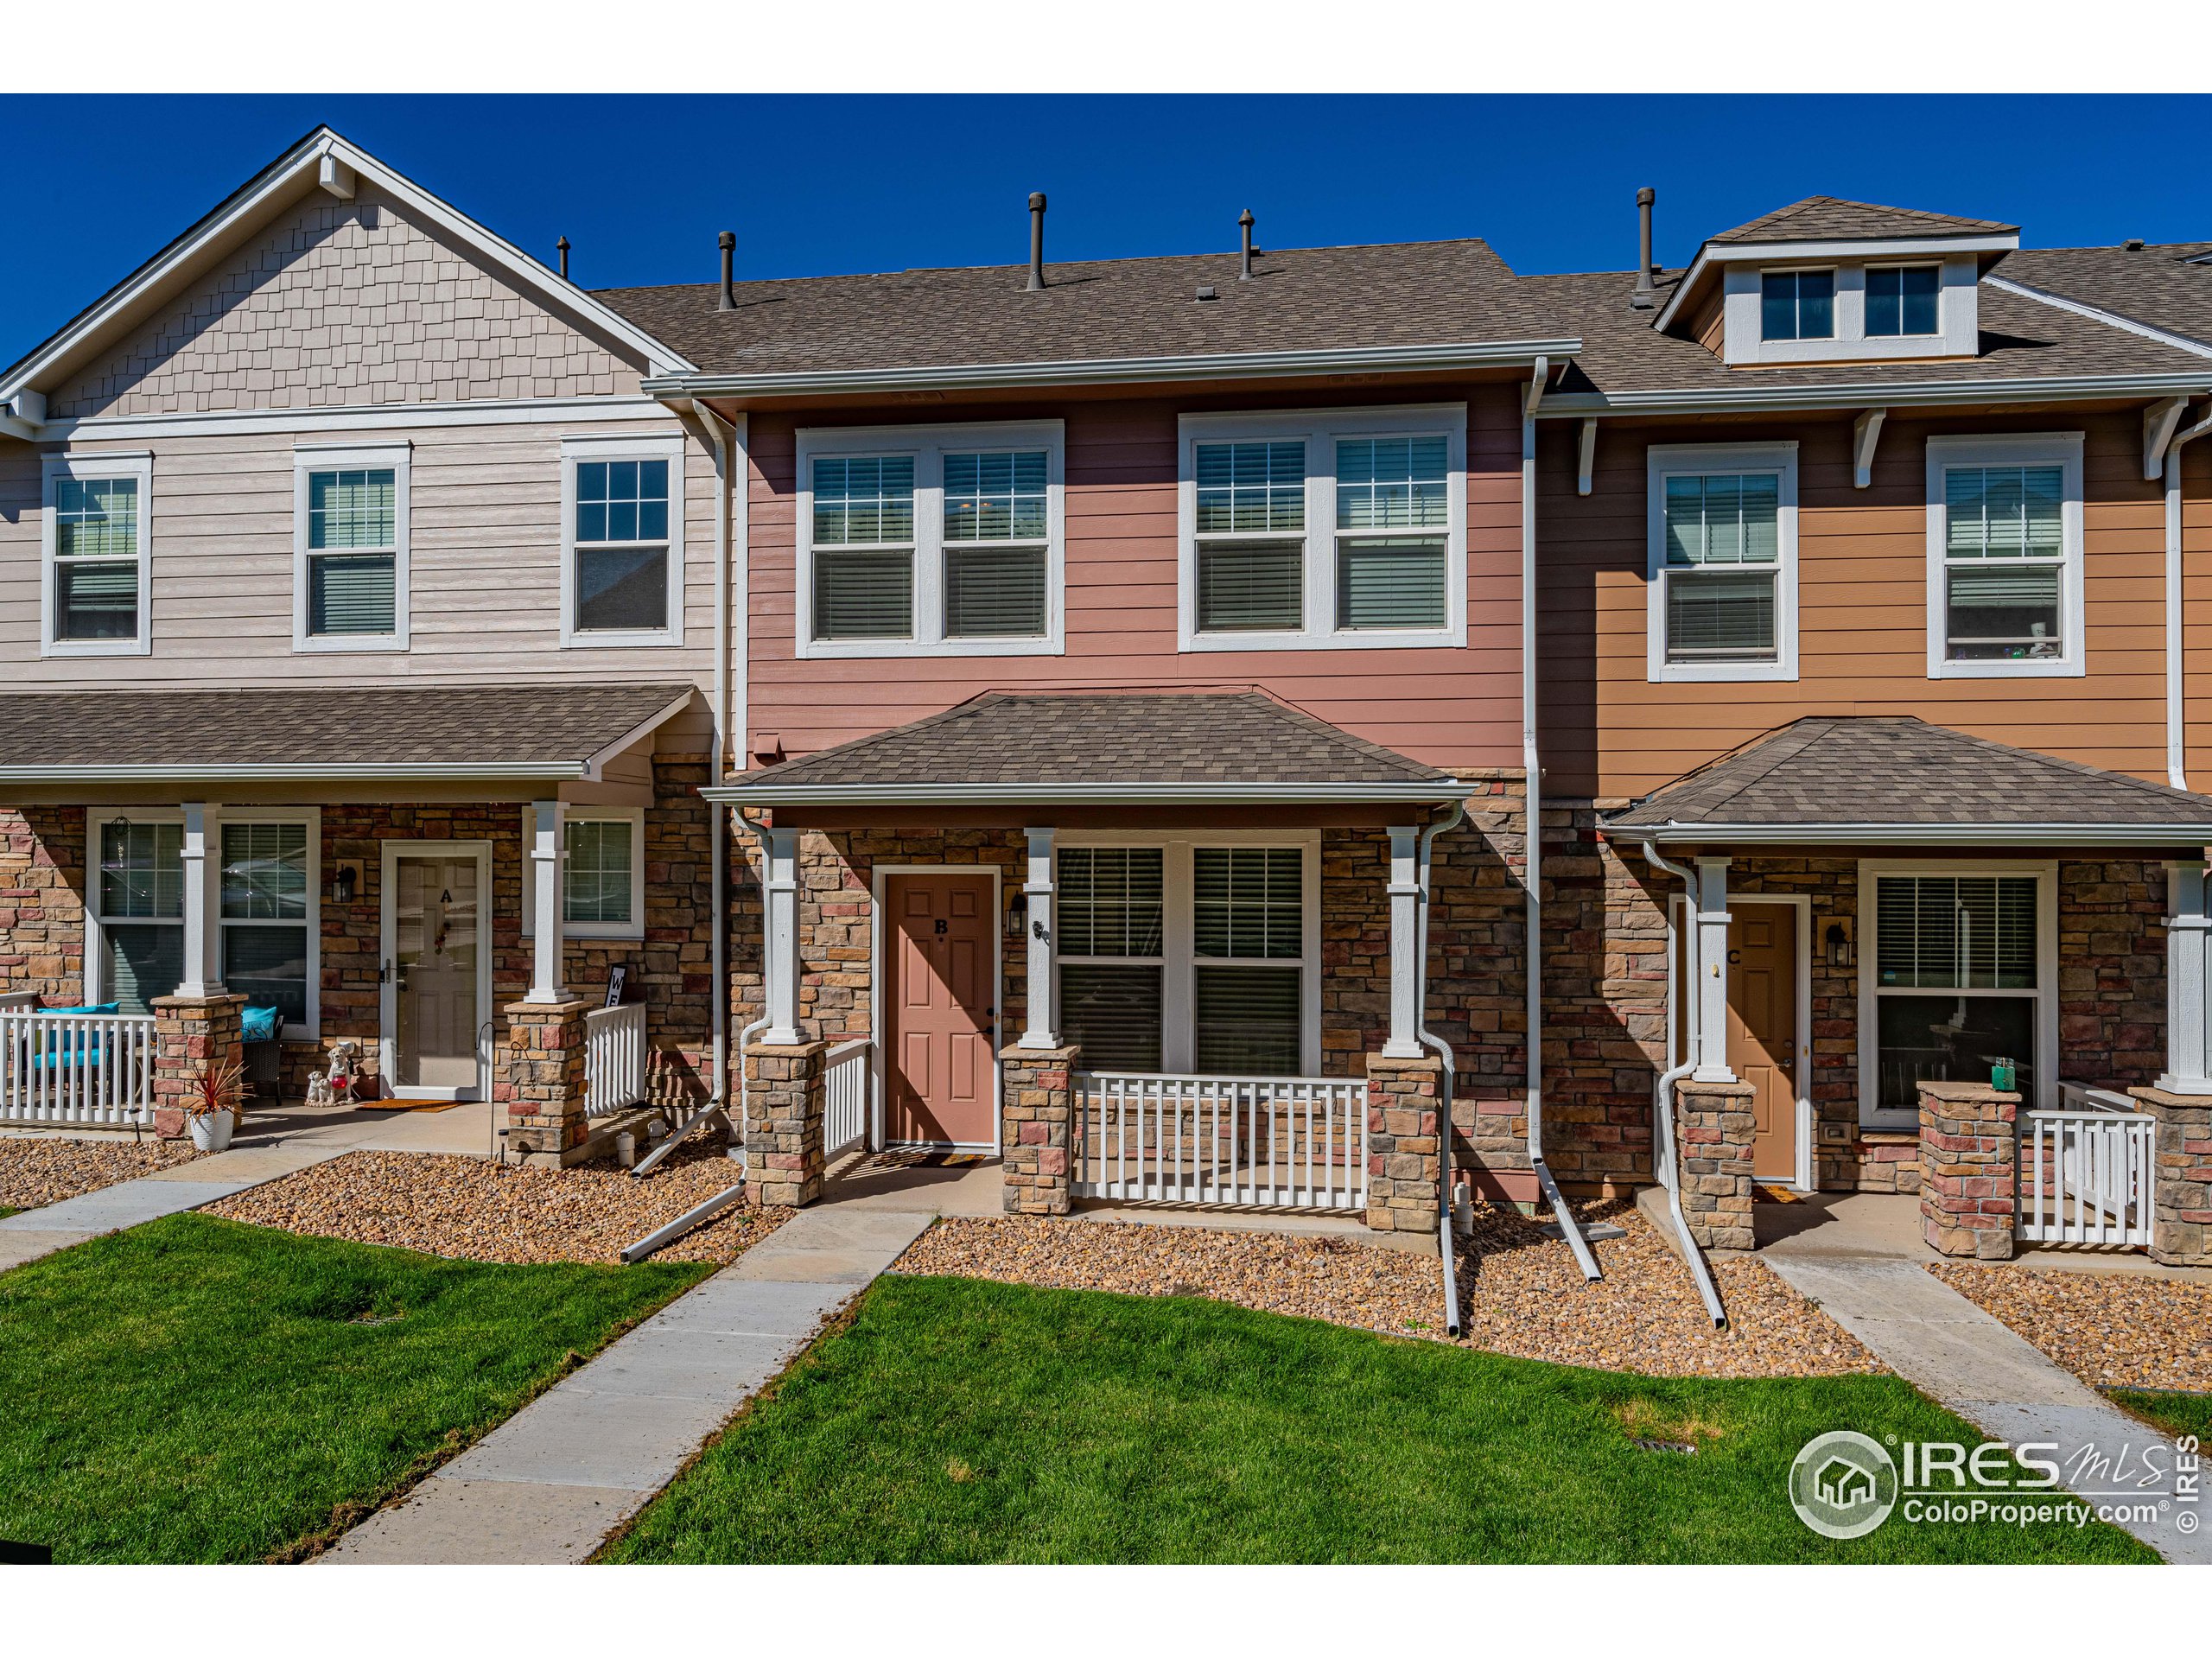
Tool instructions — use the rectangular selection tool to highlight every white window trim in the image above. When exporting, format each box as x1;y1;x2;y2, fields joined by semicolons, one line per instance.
292;441;410;653
519;805;646;941
84;805;322;1040
1862;262;1945;340
1177;404;1468;653
1721;256;1980;366
1924;432;2086;680
1645;441;1800;684
560;434;687;649
1757;265;1839;344
794;419;1066;660
1855;857;2057;1131
1052;829;1322;1075
41;451;153;658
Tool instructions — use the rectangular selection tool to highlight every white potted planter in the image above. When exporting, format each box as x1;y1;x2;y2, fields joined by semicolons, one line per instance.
188;1109;235;1154
184;1055;247;1156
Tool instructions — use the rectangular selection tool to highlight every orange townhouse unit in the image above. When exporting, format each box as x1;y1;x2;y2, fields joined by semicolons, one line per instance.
3;130;2211;1305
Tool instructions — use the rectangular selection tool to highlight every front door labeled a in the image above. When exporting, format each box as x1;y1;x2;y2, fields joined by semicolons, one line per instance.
382;843;490;1099
883;872;997;1147
1728;906;1799;1182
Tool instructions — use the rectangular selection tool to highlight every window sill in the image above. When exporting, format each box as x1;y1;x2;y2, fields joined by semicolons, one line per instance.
1179;626;1465;654
1927;656;2083;680
1649;658;1797;684
1859;1109;1921;1134
796;634;1064;661
293;633;408;654
561;628;684;651
522;923;645;943
43;638;151;658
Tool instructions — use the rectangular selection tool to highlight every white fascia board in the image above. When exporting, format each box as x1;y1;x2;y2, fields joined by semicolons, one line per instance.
1983;275;2212;360
703;779;1471;806
1653;233;2019;334
1535;371;2212;420
0;411;36;442
45;395;678;443
1606;821;2212;848
0;762;591;784
579;691;696;781
643;339;1583;401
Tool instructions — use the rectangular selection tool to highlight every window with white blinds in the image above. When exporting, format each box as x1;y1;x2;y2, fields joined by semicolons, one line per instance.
1868;869;2047;1117
95;817;188;1013
1647;446;1797;682
1056;847;1166;1071
221;822;310;1026
799;424;1063;657
1335;436;1449;629
1927;437;2082;677
1192;847;1304;1074
306;469;397;636
46;461;150;653
1195;440;1305;632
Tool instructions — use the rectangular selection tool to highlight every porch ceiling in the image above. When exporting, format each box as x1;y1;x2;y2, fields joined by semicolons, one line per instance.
0;683;695;785
1600;715;2212;848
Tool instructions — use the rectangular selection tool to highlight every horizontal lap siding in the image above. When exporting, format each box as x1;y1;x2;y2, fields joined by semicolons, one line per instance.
745;387;1525;772
1538;409;2176;798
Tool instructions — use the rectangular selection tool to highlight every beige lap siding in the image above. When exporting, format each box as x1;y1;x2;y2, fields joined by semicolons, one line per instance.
0;807;86;1005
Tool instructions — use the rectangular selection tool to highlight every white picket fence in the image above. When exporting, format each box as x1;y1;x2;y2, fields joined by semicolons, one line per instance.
0;1006;160;1126
1071;1072;1368;1211
824;1039;871;1160
2019;1093;2157;1248
584;1002;648;1118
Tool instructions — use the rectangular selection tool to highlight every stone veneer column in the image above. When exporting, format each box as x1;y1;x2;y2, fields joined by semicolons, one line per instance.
505;996;593;1166
1674;1077;1756;1250
744;1039;829;1206
1001;1042;1078;1215
2129;1086;2212;1267
150;993;248;1139
1366;1052;1444;1234
1917;1079;2020;1260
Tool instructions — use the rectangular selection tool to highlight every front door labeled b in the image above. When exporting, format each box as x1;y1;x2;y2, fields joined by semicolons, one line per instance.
883;873;997;1147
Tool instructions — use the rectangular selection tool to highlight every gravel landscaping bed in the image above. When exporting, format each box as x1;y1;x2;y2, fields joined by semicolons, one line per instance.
1931;1263;2212;1394
895;1200;1880;1378
0;1136;200;1212
205;1142;791;1267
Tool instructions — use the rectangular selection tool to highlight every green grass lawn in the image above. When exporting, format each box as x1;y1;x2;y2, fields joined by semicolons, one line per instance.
0;1213;709;1562
2111;1389;2212;1446
607;1274;2152;1565
0;1207;16;1220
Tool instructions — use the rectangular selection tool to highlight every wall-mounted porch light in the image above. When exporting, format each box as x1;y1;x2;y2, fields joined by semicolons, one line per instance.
332;859;364;906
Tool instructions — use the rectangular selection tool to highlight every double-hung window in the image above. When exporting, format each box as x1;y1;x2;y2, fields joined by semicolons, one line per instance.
1926;435;2082;677
219;823;313;1029
1859;862;2053;1125
797;421;1065;658
1866;265;1940;337
1761;270;1834;340
1053;836;1319;1075
1179;406;1466;651
562;436;685;645
295;443;408;649
521;807;645;940
1646;443;1797;683
43;453;152;656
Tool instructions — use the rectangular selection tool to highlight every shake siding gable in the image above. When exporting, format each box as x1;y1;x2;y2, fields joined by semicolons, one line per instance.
743;385;1527;773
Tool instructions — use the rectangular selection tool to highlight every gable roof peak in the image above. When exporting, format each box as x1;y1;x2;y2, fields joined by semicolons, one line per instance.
1707;194;2020;247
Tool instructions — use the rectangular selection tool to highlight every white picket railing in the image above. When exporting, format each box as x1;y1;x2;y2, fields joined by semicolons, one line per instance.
2019;1098;2157;1248
0;1007;160;1126
584;1003;648;1118
824;1039;871;1160
1072;1072;1368;1211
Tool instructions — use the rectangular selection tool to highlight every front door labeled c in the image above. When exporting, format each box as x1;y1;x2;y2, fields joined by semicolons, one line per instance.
884;873;996;1147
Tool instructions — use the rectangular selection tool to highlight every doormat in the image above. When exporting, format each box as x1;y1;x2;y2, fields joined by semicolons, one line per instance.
369;1096;472;1114
1754;1183;1806;1205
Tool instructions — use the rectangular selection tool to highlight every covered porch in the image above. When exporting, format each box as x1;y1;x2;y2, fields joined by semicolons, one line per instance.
708;690;1486;1236
1601;715;2212;1267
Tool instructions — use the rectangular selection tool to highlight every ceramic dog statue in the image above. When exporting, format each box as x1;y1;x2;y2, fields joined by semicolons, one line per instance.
306;1039;365;1107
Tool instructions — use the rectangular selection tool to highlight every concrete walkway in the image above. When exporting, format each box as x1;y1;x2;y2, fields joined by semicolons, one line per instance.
1765;1247;2212;1563
323;1204;937;1564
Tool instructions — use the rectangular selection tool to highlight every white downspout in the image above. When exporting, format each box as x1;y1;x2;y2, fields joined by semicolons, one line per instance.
2168;404;2212;789
1641;841;1728;1328
687;403;742;1153
1415;798;1465;1338
1522;361;1600;1282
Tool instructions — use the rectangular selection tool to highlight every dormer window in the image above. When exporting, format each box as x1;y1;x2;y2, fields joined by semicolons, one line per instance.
1866;265;1940;337
1760;270;1834;341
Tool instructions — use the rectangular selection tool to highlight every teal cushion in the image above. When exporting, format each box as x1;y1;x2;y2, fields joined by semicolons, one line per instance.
240;1004;280;1043
49;1002;122;1016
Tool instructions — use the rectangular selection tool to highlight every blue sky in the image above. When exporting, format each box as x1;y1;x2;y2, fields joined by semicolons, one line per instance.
3;93;2208;371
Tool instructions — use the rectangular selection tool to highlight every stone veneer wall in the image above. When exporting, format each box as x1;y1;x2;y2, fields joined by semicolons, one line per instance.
0;807;86;1005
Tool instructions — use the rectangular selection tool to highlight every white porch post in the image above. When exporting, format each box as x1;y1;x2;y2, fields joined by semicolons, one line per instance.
761;826;802;1045
175;801;224;998
1383;824;1425;1058
1020;826;1058;1049
525;799;569;1005
2161;861;2212;1094
1690;855;1736;1082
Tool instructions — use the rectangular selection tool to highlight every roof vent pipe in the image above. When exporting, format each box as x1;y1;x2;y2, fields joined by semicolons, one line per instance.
1239;208;1255;280
556;237;569;280
1027;193;1047;291
718;231;737;310
1631;188;1656;308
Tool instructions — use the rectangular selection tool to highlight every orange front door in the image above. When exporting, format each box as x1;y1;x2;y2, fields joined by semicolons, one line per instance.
884;873;997;1147
1728;906;1799;1183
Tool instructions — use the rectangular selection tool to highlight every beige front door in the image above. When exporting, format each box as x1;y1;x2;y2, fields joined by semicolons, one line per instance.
383;844;489;1097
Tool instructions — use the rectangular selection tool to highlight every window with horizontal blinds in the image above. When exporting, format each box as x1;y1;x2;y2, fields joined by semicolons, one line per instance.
944;544;1046;637
1197;540;1303;632
1664;474;1779;566
1194;965;1300;1074
1336;436;1447;530
1946;567;2060;658
56;476;137;558
1875;876;2037;990
1193;848;1300;959
1195;441;1304;533
1666;570;1776;659
1333;435;1448;629
221;823;306;919
1867;265;1940;336
1943;463;2065;662
1661;470;1780;664
944;450;1046;542
56;560;140;641
812;454;914;545
1195;440;1304;634
309;554;397;636
224;925;307;1025
1946;467;2063;560
813;549;914;639
1337;537;1446;629
1058;963;1164;1071
307;469;397;636
565;819;633;925
101;822;182;918
1057;848;1164;958
104;924;181;1015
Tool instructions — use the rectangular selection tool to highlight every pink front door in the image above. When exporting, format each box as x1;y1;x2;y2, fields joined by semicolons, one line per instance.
884;874;997;1146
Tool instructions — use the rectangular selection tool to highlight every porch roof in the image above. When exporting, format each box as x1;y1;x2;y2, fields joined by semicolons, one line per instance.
1599;716;2212;848
703;690;1465;805
0;683;695;784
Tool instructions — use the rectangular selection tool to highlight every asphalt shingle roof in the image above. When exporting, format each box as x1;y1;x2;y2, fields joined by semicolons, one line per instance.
1996;242;2212;353
1602;716;2212;831
729;691;1454;791
1707;196;2018;245
0;684;694;772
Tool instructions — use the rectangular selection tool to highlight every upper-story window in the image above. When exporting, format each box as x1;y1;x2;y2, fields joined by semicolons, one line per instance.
1178;405;1466;652
796;421;1065;659
1646;442;1799;684
42;452;152;657
1760;270;1834;340
1866;265;1941;337
294;442;409;651
1925;434;2083;678
561;435;685;647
